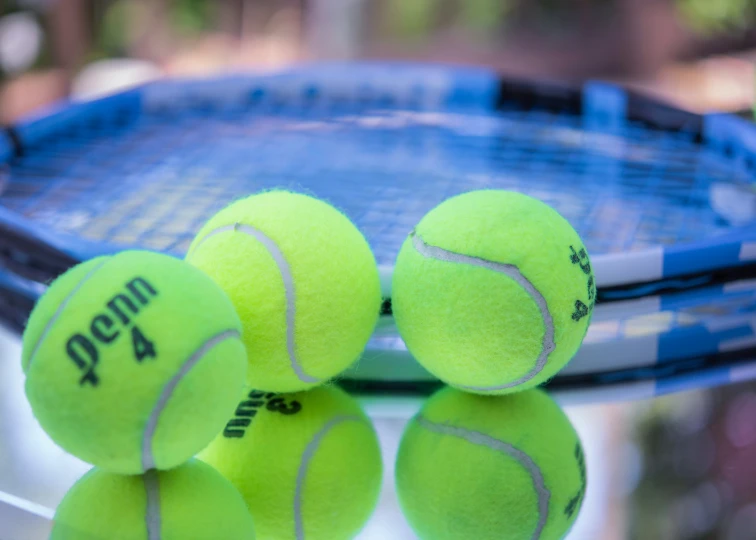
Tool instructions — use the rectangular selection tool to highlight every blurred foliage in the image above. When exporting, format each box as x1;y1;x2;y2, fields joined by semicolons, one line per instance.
630;392;713;539
4;0;756;76
386;0;623;41
0;2;51;77
460;0;515;36
385;0;756;40
677;0;756;34
388;0;436;40
98;0;136;57
170;0;216;37
388;0;515;41
95;0;218;59
630;384;756;539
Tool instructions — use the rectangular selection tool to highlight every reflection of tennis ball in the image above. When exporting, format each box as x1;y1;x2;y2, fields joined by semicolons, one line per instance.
186;191;381;393
396;387;587;540
392;190;596;394
50;460;255;540
200;386;382;540
22;251;247;474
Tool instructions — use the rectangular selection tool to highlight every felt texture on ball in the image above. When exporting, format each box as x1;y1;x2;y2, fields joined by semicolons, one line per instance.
396;387;587;540
392;190;596;394
50;459;256;540
199;385;382;540
185;191;381;393
22;250;247;474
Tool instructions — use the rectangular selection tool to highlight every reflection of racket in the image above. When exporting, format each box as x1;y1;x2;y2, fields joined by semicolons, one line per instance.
353;347;756;410
2;63;756;396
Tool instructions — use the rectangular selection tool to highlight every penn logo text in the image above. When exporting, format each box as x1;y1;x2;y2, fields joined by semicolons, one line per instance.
569;245;596;322
222;390;302;438
65;277;157;387
564;443;587;518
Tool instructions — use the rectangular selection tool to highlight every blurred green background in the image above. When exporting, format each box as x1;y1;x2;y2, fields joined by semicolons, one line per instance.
0;0;754;121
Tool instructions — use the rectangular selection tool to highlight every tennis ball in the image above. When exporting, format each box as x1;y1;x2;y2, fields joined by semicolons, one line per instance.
186;191;381;393
199;386;382;540
50;459;256;540
392;190;596;394
396;387;587;540
21;250;247;474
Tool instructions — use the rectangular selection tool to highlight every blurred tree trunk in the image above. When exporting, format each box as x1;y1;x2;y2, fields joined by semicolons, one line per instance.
49;0;90;92
242;0;270;36
578;0;594;26
305;0;368;58
436;0;457;29
239;0;301;38
218;0;244;37
617;0;687;76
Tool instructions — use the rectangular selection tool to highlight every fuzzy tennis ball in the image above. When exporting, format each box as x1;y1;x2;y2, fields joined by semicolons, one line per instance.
392;190;596;394
21;250;247;474
199;385;382;540
396;387;587;540
50;459;256;539
186;191;381;393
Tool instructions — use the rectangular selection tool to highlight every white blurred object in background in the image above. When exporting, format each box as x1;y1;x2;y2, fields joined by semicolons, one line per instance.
71;58;162;101
305;0;367;59
0;12;43;75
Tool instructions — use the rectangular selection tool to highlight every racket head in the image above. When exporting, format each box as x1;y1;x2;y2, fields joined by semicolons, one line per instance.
2;63;756;402
1;63;756;292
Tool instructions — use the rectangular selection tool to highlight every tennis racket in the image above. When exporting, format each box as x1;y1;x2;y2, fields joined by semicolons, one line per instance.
2;63;756;400
2;262;755;393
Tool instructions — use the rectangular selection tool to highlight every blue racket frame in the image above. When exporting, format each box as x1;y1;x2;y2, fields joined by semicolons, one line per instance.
2;63;756;400
1;63;756;290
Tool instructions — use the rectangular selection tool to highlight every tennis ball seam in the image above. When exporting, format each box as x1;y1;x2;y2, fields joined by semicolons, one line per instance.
294;414;362;540
411;231;556;391
189;222;320;386
145;469;161;540
415;414;550;540
24;257;111;373
140;328;241;471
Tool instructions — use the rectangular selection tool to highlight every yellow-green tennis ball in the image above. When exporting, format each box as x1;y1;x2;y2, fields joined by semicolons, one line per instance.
396;387;587;540
21;250;247;474
392;190;596;394
51;459;256;540
199;386;382;540
186;191;381;393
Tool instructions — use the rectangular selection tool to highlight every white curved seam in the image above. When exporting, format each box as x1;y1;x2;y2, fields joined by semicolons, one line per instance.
411;232;555;391
25;258;109;372
294;415;362;540
141;329;241;470
144;469;161;540
191;223;317;384
417;415;550;540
